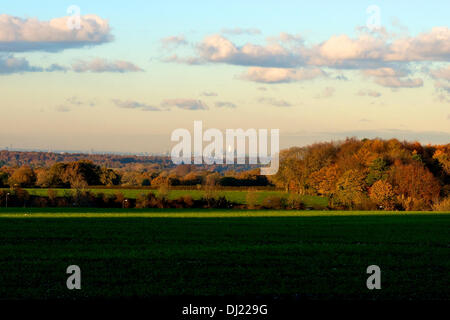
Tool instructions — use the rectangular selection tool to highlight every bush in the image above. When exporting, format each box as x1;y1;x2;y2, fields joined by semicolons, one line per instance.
286;193;305;210
262;196;286;209
136;192;166;208
432;197;450;211
397;195;430;211
204;196;232;209
181;195;194;207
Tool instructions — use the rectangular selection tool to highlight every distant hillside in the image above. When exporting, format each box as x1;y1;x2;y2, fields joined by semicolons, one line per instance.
0;150;171;168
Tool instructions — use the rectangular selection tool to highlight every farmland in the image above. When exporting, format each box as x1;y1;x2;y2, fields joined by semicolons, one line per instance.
0;208;449;300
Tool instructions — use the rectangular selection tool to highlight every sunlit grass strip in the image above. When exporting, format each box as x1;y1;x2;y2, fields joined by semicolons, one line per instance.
0;210;448;218
0;188;328;206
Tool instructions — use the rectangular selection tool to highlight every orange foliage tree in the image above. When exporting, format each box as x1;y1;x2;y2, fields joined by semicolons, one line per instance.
369;180;395;210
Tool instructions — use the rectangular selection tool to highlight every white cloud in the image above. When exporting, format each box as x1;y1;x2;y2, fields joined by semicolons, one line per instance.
45;63;68;72
112;99;161;111
161;99;209;110
0;14;113;52
197;34;303;68
0;54;42;74
161;35;187;48
431;65;450;81
374;76;423;88
257;97;292;107
72;58;143;73
241;67;325;83
215;101;237;108
363;67;423;88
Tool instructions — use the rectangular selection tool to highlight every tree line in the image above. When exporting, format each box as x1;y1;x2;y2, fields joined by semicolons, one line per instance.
271;138;449;211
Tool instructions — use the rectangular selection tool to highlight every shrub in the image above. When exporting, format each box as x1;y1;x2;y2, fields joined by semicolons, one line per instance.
397;195;429;211
181;195;194;207
203;196;232;209
286;193;305;210
432;197;450;212
262;196;286;209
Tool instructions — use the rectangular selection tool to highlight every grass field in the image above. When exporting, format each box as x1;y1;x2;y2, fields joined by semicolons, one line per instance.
0;208;449;300
2;188;328;207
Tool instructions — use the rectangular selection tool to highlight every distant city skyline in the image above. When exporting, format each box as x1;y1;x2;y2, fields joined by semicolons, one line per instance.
0;1;449;153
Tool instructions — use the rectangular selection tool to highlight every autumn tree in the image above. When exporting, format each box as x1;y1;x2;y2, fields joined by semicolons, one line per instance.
99;167;120;186
8;165;36;187
433;147;450;175
388;163;441;210
0;171;8;187
308;164;339;196
332;169;369;209
366;157;389;186
369;180;395;210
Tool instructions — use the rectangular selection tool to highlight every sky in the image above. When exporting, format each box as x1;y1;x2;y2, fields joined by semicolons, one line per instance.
0;0;449;154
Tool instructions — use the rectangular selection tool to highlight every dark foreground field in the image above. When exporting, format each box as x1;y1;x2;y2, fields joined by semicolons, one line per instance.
0;209;449;300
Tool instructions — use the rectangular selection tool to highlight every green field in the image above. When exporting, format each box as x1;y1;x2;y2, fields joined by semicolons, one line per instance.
3;188;328;207
0;208;449;300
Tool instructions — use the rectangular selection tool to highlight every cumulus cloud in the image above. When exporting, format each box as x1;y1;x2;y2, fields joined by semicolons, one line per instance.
363;67;423;88
312;33;387;66
257;97;292;107
431;65;450;81
215;101;237;108
311;27;450;67
197;34;303;68
434;81;450;93
241;67;325;83
363;67;407;78
161;54;203;65
45;63;69;72
161;99;208;110
315;87;335;99
374;76;423;88
385;27;450;61
72;58;143;73
112;99;161;111
161;35;187;48
429;66;450;102
0;54;42;74
0;14;113;52
221;28;261;35
357;89;382;97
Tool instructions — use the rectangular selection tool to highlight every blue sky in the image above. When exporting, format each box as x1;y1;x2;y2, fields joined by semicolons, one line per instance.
0;1;449;153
